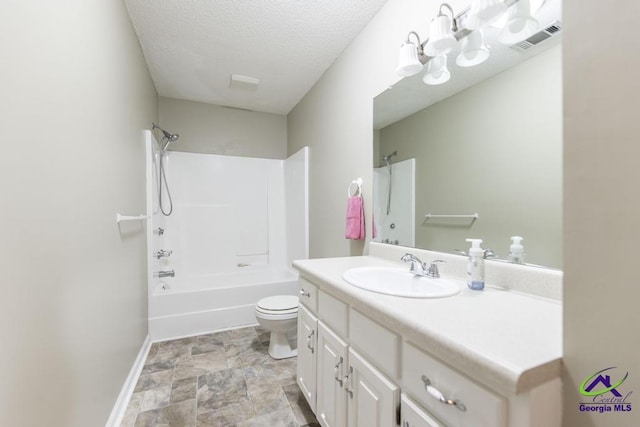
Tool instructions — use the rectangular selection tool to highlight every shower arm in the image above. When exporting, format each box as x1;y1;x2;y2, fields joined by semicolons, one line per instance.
152;123;179;146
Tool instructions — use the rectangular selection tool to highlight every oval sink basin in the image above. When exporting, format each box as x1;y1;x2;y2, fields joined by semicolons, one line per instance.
342;267;461;298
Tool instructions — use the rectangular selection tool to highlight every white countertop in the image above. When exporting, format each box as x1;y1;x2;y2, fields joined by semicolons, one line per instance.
293;255;562;396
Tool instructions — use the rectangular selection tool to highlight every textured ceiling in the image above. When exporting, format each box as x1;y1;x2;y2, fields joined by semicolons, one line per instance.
124;0;389;114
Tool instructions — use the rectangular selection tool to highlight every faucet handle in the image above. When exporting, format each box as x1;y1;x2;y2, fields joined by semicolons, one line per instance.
428;260;446;278
483;249;498;259
155;249;173;259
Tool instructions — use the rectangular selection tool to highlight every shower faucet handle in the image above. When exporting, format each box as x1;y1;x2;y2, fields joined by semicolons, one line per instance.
155;249;172;259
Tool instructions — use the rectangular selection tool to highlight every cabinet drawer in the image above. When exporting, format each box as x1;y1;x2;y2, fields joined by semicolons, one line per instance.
401;393;444;427
349;308;399;378
298;278;318;313
318;290;348;337
402;342;506;427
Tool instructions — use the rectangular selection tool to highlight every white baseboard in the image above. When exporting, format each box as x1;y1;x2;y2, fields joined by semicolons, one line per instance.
105;335;152;427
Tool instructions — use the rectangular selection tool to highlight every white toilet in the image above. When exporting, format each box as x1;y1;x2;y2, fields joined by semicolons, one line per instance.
255;295;299;359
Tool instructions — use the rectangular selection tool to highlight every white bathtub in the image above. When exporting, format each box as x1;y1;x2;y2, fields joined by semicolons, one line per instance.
149;266;299;340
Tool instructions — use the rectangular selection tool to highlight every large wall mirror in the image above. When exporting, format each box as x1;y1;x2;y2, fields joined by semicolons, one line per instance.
373;0;562;269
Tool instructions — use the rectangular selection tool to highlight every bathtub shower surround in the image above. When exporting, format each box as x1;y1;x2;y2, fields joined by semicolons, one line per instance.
146;137;309;340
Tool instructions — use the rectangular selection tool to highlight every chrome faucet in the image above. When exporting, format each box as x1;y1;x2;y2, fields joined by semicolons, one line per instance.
155;270;175;278
401;254;445;278
401;253;427;276
482;249;498;259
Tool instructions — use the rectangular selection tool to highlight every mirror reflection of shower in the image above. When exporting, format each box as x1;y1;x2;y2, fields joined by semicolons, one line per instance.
381;151;397;214
373;157;416;247
152;123;180;216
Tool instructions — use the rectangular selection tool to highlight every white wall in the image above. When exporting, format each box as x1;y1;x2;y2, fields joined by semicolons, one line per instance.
159;96;287;159
563;1;640;426
0;1;157;425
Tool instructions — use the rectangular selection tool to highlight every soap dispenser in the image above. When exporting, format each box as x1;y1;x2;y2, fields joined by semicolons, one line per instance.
508;236;525;264
466;238;485;291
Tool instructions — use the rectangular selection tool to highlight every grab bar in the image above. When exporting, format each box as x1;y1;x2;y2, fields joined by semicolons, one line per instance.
116;213;150;224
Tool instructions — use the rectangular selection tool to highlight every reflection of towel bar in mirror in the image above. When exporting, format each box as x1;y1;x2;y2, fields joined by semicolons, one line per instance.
424;213;478;224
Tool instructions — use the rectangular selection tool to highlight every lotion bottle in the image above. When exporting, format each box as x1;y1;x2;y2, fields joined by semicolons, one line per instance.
466;238;485;291
508;236;525;264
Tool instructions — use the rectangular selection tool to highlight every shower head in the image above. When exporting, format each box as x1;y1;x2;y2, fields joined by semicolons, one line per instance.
165;132;179;142
382;151;397;164
152;123;180;149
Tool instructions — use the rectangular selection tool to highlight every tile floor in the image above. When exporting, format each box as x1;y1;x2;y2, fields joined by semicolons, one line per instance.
120;326;319;427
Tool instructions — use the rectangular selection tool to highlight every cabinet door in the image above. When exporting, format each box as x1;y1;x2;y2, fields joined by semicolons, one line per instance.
347;348;400;427
297;304;318;412
316;321;348;427
401;393;444;427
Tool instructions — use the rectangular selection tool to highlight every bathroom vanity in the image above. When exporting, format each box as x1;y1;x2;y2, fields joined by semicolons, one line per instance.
293;243;562;427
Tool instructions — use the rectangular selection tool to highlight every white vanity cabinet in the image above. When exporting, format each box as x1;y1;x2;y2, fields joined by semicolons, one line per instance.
299;278;318;311
316;321;348;427
297;303;318;411
400;393;444;427
293;255;562;427
347;348;400;427
402;342;506;427
299;286;401;427
315;323;400;427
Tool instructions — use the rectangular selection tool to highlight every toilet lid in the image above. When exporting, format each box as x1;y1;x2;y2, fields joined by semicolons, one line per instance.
256;295;299;312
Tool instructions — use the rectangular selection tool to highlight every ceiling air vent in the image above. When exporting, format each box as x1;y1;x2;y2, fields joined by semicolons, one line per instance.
510;21;562;52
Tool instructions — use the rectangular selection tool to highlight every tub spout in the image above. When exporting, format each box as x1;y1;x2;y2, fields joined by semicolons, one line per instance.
155;270;175;278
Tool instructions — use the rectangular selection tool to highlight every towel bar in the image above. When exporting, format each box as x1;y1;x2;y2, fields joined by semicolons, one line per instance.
116;214;150;224
424;213;479;225
424;213;479;220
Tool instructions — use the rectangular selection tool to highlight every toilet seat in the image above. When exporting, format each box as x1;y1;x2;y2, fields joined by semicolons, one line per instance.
256;295;298;315
255;310;298;320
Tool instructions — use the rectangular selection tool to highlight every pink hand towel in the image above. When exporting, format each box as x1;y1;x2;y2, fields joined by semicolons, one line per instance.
345;196;365;240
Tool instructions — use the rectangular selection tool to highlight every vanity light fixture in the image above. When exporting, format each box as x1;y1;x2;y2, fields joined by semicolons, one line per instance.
497;0;540;44
466;0;508;29
395;32;424;77
395;0;543;86
492;0;544;29
423;4;458;57
456;29;489;67
423;55;451;85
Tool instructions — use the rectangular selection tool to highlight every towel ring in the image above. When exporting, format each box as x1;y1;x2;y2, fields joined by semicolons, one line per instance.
348;178;363;197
